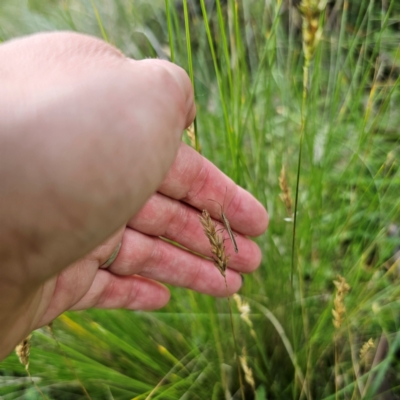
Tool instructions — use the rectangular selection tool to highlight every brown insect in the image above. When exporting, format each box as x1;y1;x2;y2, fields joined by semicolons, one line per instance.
209;187;239;254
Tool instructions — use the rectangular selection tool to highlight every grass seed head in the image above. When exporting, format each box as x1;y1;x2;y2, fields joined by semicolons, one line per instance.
233;294;253;329
360;338;375;360
233;294;257;340
15;334;32;371
199;209;229;277
279;165;293;217
186;123;201;153
239;347;256;392
299;0;326;63
332;275;350;329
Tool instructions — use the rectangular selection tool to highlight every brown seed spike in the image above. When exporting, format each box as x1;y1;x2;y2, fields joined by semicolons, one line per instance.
199;209;230;277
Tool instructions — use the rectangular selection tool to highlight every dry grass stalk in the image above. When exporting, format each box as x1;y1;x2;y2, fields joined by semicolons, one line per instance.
332;275;351;329
15;334;32;371
239;347;256;393
299;0;326;64
279;165;293;217
360;338;375;360
199;209;230;277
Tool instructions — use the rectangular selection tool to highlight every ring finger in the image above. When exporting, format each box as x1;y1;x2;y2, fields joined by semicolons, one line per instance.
107;228;243;297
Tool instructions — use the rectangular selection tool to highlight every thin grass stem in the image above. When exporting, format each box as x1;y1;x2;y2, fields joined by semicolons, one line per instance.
90;0;109;43
165;0;175;63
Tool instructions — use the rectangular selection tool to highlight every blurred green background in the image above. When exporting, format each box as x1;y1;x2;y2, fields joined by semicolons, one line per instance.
1;0;400;399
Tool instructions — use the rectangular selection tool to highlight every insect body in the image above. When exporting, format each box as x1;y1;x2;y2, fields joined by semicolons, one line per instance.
220;209;238;254
209;188;239;254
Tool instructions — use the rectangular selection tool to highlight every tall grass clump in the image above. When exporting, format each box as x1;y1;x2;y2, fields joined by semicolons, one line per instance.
1;0;400;398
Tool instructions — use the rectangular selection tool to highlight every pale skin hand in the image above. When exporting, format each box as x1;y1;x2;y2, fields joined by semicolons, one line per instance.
0;32;269;360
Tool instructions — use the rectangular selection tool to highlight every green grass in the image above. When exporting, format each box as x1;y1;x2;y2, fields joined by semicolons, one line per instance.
1;0;400;398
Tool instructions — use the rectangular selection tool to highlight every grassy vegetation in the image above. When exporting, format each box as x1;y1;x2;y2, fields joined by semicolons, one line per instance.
1;0;400;398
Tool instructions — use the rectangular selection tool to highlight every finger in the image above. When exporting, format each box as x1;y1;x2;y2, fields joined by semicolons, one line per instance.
108;228;243;296
128;193;262;270
158;142;269;237
33;227;127;326
69;271;170;311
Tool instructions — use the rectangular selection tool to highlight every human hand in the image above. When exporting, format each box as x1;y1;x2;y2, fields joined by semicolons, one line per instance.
0;32;268;360
38;141;268;320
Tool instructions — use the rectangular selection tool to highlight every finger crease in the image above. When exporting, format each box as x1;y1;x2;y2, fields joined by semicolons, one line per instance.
187;260;204;290
182;161;210;204
166;204;191;237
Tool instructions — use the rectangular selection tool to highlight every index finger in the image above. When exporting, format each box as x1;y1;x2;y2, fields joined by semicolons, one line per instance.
158;143;269;236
